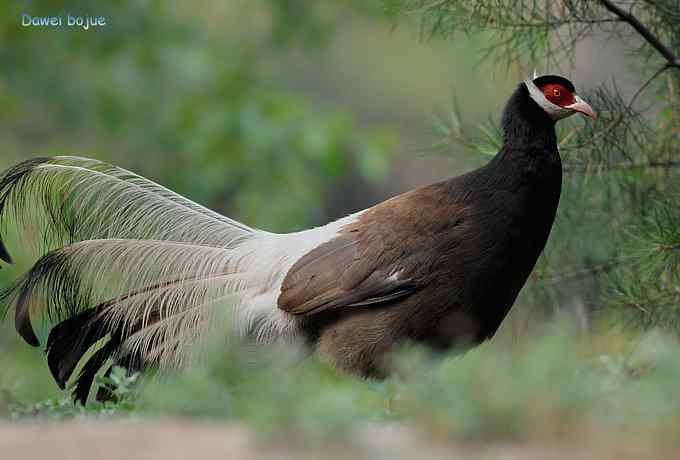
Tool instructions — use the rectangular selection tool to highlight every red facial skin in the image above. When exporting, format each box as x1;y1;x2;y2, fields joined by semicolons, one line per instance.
539;83;576;107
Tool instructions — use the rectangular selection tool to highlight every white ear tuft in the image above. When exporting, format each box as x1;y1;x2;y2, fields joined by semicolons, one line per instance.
532;69;538;80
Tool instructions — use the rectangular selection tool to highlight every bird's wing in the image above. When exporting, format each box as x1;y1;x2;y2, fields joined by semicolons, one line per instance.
275;187;441;316
277;180;474;316
278;229;418;316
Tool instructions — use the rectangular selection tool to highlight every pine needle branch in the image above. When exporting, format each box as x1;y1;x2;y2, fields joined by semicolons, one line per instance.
598;0;680;68
564;160;680;174
540;256;641;284
628;63;674;107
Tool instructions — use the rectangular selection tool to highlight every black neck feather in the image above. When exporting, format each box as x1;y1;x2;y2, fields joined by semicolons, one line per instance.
470;82;562;191
497;82;557;155
444;82;562;195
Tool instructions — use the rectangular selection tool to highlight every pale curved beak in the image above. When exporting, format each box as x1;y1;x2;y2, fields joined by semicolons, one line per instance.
565;95;597;120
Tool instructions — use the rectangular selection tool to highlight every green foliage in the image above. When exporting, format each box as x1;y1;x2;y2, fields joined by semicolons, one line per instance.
135;328;680;443
4;366;138;419
405;329;680;441
139;339;387;440
387;1;680;67
385;1;607;64
8;325;680;445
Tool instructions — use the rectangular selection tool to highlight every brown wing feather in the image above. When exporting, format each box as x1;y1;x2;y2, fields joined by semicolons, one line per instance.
278;182;473;316
278;227;416;316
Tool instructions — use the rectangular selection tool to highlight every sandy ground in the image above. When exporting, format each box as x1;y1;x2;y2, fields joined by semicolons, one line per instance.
0;420;675;460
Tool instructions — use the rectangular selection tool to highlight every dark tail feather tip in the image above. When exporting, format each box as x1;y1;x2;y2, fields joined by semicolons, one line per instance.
95;366;116;403
72;343;116;405
0;239;12;264
46;308;107;389
16;318;40;347
15;296;40;347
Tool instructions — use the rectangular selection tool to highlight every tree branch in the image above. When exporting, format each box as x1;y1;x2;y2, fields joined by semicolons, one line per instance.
628;63;673;107
599;0;680;68
564;160;680;174
657;242;680;252
539;256;637;284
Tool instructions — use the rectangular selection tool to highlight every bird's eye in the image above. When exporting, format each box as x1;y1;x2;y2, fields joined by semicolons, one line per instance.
552;88;562;97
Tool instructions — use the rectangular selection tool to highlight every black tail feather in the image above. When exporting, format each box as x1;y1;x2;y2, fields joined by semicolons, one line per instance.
0;239;11;264
72;342;117;405
45;307;110;389
14;285;40;347
14;250;74;347
47;302;155;403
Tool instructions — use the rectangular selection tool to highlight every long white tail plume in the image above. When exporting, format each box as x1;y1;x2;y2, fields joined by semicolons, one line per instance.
0;157;287;401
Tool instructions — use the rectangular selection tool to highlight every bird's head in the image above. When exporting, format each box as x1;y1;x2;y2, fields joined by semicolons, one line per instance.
524;73;597;121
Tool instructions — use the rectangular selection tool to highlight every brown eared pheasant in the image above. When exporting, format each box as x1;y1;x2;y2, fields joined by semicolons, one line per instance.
0;74;596;403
